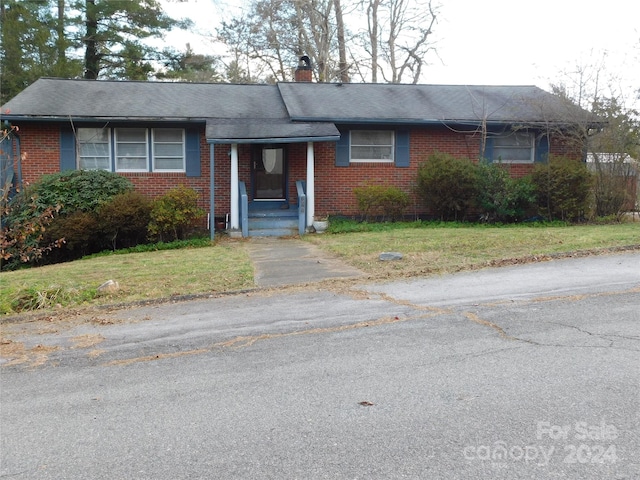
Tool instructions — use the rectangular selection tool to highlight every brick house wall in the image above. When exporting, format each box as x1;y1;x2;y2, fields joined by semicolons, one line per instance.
14;122;583;219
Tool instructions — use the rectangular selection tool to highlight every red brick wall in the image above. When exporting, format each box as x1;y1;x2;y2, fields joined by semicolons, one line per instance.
15;124;61;184
313;127;482;216
15;122;586;218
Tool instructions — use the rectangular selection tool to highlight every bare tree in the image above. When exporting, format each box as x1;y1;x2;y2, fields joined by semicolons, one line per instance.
548;57;640;218
218;0;346;82
358;0;439;83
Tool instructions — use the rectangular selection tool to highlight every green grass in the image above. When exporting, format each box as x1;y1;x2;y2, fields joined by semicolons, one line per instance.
306;219;640;278
1;221;638;315
1;238;254;315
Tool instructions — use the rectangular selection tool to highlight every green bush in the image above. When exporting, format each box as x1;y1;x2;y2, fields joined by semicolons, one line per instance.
1;188;63;271
41;210;101;263
353;184;410;221
148;185;206;241
416;152;480;220
476;163;536;222
531;156;593;221
15;170;132;218
4;170;134;267
97;191;152;250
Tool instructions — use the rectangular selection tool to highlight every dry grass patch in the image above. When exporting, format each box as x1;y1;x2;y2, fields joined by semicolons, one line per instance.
1;238;254;315
307;223;640;279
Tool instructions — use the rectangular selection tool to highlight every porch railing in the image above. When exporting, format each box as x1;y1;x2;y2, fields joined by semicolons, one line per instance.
296;180;307;235
239;181;249;237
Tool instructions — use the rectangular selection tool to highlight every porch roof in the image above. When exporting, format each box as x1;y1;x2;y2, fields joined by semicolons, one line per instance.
205;119;340;144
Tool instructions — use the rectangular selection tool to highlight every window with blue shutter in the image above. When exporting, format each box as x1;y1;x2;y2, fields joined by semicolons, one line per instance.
69;126;199;174
535;134;549;163
60;128;76;171
185;128;201;177
335;131;350;167
395;130;410;167
484;131;535;163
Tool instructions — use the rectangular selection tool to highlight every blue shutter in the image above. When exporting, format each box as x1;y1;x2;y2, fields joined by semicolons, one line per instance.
335;131;350;167
185;128;201;177
60;127;76;171
394;130;410;167
483;137;494;163
535;134;549;163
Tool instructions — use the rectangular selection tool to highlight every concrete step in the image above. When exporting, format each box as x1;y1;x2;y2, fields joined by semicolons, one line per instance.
248;212;300;237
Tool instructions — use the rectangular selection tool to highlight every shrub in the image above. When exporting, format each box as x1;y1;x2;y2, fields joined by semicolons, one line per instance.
416;152;480;220
97;191;152;250
40;211;101;263
0;188;63;271
531;156;593;221
353;184;410;221
148;185;206;241
17;169;132;217
476;163;536;222
4;170;134;267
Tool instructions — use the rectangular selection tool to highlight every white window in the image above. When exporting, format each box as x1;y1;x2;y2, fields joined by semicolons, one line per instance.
492;131;534;163
115;128;148;172
77;128;111;170
152;128;185;172
350;130;394;163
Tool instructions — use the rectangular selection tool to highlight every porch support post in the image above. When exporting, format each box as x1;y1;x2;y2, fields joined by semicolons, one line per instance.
306;141;315;227
229;143;240;230
214;143;216;240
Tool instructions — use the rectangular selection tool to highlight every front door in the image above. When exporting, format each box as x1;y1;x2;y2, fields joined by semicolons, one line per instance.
252;145;287;200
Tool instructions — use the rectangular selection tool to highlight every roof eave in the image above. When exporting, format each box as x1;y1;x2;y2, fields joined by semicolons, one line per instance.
207;135;340;144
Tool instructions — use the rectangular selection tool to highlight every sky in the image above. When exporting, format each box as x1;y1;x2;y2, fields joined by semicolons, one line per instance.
160;0;639;101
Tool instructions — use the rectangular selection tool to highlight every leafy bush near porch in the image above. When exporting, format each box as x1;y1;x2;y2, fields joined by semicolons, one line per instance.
97;190;152;250
148;185;206;241
416;152;480;220
353;184;410;221
530;156;593;221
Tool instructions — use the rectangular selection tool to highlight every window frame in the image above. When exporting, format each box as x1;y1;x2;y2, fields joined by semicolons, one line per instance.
76;127;112;171
115;128;150;172
491;131;535;164
75;127;189;173
151;128;186;172
349;130;395;163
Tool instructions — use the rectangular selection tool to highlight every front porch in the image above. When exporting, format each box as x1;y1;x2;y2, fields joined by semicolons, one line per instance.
236;181;308;237
206;119;340;238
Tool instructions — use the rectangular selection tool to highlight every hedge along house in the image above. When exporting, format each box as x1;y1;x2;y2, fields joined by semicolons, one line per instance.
1;58;596;238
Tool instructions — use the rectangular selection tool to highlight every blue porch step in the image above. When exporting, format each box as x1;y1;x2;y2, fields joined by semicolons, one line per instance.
247;203;300;237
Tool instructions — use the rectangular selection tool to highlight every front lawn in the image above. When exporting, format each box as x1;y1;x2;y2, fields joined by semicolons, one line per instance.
1;221;638;315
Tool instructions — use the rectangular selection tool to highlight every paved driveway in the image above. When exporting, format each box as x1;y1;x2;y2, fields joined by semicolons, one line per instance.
1;253;639;479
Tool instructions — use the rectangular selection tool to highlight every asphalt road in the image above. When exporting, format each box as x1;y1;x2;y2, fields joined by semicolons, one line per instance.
1;253;639;479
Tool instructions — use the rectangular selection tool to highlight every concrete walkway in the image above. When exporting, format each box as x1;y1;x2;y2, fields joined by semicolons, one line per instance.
244;237;364;287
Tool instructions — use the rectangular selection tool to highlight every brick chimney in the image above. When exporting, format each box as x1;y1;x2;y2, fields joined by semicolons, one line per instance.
294;55;313;82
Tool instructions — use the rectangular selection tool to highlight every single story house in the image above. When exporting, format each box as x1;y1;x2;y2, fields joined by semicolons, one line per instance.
0;59;596;237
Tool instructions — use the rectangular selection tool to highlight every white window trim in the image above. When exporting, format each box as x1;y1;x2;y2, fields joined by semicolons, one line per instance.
151;128;186;172
492;131;534;164
350;130;395;163
115;128;150;173
77;127;111;171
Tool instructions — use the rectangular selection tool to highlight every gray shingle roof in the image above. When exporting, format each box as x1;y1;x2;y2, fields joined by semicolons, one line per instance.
277;83;591;125
205;119;339;143
1;78;597;133
1;78;288;121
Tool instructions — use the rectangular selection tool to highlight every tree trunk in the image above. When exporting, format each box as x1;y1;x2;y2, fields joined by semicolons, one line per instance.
83;0;99;79
367;0;380;83
333;0;348;82
55;0;66;72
